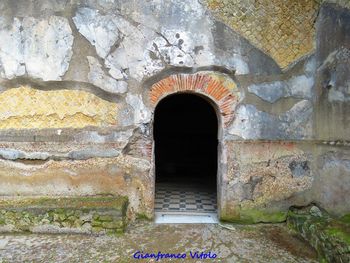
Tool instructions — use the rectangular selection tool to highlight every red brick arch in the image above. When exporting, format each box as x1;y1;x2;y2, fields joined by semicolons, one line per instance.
149;74;237;127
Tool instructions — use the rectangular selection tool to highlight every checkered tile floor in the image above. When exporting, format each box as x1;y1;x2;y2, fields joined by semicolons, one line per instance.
155;184;217;213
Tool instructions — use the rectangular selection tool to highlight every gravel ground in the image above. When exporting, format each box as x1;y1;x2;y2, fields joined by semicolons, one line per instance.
0;221;317;262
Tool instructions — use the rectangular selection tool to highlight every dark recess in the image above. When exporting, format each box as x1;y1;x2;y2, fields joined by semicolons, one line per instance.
154;93;218;188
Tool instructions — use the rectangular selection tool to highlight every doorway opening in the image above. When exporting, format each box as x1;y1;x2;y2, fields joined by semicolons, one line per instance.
154;93;218;219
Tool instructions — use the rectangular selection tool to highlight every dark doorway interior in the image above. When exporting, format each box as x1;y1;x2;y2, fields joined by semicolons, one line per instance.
154;93;218;190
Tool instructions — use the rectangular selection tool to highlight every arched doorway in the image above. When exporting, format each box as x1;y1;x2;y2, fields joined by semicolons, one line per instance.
154;93;218;219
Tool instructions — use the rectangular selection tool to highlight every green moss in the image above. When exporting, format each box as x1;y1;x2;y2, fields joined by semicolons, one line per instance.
318;257;328;263
340;214;350;224
91;220;102;227
221;208;287;224
0;196;128;211
219;211;237;223
325;227;350;245
0;195;129;234
136;213;151;221
93;214;100;221
287;208;350;262
92;226;104;233
106;228;124;236
101;221;123;229
58;213;67;221
242;209;287;223
99;215;113;222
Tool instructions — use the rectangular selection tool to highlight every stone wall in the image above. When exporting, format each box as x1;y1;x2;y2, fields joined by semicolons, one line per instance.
0;0;349;224
0;196;128;234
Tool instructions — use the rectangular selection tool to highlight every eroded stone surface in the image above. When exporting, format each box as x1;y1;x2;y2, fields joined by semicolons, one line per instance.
72;2;281;82
0;154;151;217
73;8;120;59
287;206;350;262
221;141;313;223
0;222;317;262
319;48;350;103
126;93;151;125
87;56;128;94
0;196;128;235
0;18;24;79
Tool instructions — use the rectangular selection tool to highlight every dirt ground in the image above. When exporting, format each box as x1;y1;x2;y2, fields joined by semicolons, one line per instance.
0;221;318;262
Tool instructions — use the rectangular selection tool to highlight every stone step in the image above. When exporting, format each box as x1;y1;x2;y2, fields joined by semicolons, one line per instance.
0;196;128;235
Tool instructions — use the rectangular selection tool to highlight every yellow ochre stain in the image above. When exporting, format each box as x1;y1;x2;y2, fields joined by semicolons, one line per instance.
0;86;118;129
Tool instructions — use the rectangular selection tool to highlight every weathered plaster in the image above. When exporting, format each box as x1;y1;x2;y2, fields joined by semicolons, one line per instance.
87;56;128;94
220;141;313;222
229;100;313;140
73;8;120;59
247;75;314;103
0;16;73;80
315;3;350;141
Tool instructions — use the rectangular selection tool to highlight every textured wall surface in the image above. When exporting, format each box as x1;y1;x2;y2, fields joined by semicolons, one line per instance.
0;86;118;129
0;0;349;223
0;16;73;80
204;0;320;68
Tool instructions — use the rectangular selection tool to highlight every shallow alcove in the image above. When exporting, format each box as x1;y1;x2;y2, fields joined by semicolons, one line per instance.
154;93;218;214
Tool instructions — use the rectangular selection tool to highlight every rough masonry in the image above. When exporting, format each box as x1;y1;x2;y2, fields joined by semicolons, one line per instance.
0;0;349;231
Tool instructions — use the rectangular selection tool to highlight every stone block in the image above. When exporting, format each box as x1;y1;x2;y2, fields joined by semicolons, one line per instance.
0;196;128;234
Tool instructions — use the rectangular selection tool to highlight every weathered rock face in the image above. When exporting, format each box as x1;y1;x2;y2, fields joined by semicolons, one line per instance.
0;16;73;80
220;142;313;223
287;206;350;262
314;3;350;141
0;0;349;224
0;196;128;234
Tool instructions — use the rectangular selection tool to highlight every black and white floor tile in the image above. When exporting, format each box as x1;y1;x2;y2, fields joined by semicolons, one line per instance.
155;184;217;213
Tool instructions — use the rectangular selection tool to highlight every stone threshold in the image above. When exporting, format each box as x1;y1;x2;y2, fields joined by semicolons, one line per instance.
155;211;218;224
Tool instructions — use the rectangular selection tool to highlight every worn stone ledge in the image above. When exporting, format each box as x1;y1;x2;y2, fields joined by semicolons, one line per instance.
0;196;128;235
0;126;135;143
287;206;350;262
220;206;287;224
224;139;350;147
1;139;348;162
